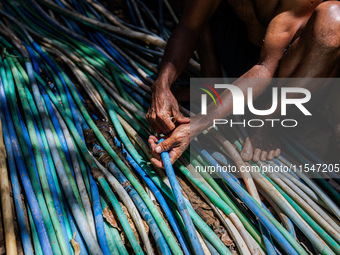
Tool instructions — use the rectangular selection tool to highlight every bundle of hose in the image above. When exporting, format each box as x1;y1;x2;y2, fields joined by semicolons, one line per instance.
1;1;339;255
0;55;61;254
0;69;53;255
158;138;205;255
280;138;340;218
113;137;191;255
192;140;307;255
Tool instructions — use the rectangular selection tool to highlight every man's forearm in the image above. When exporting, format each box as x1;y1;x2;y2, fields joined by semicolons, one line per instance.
191;64;275;137
154;25;202;89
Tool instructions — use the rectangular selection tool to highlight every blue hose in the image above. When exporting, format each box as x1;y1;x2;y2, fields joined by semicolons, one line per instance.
113;137;191;255
158;138;205;255
89;168;111;255
92;144;172;255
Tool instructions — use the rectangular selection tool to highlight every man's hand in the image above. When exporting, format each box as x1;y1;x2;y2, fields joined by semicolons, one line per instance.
147;84;189;135
148;124;190;168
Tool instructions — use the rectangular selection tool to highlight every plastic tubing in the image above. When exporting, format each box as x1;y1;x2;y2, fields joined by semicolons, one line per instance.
62;68;182;255
1;109;33;255
33;53;140;255
11;55;70;254
93;144;171;255
113;137;191;255
25;45;77;220
18;52;102;254
88;95;229;254
88;170;111;255
192;140;306;255
173;161;262;255
269;170;340;238
92;158;151;254
40;83;104;254
39;68;112;254
64;202;89;255
186;149;265;250
280;153;340;221
96;178;144;255
282;132;339;181
2;55;62;254
279;138;340;207
38;50;141;253
258;187;296;238
159;139;209;255
100;197;129;255
51;102;96;236
27;206;43;255
35;69;90;216
37;50;98;218
14;59;73;253
9;5;224;253
0;74;53;255
91;156;157;255
136;156;233;255
25;104;72;255
159;142;213;255
257;173;339;254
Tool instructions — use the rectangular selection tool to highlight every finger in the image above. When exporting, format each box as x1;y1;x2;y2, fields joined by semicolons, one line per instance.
151;150;162;161
253;148;261;162
148;117;162;135
174;111;190;124
267;150;275;160
146;112;157;133
168;150;180;165
159;114;176;133
148;135;159;143
149;137;163;160
241;138;253;161
151;158;164;168
148;136;158;150
274;148;281;157
260;151;268;162
154;136;176;154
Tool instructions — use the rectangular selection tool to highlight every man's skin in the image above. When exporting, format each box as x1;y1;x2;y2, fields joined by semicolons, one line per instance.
147;0;340;167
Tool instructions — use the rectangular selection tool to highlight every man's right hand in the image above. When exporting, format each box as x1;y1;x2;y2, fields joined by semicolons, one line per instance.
146;83;190;135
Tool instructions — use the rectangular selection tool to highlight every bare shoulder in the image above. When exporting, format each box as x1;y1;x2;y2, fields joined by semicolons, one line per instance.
276;0;322;16
252;0;322;25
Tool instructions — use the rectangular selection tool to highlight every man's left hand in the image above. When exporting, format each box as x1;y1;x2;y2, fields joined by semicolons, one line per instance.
148;124;190;168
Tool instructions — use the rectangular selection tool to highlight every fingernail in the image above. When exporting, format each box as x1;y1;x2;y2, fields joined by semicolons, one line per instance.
241;152;248;157
155;146;162;153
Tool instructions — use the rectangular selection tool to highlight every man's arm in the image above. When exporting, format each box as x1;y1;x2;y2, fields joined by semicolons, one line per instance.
191;2;318;136
151;0;320;166
146;0;221;135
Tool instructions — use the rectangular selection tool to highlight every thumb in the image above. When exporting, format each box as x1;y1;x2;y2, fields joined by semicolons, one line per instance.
155;137;176;154
174;111;190;124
